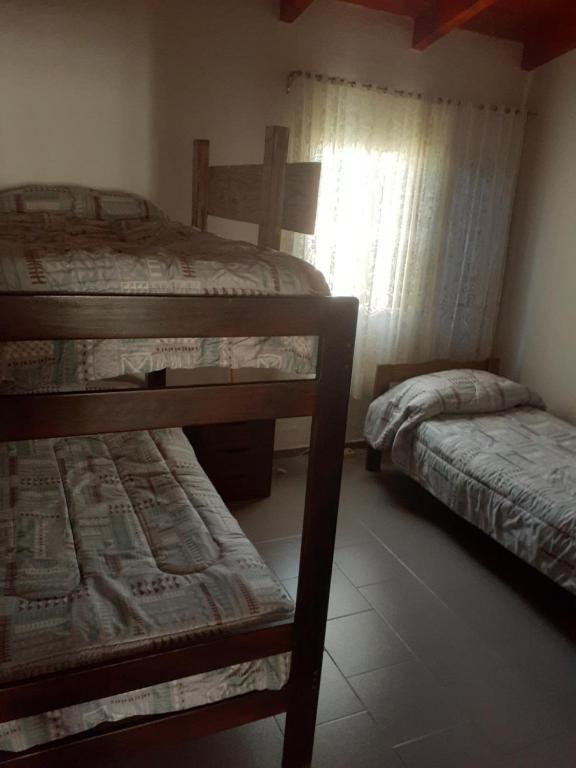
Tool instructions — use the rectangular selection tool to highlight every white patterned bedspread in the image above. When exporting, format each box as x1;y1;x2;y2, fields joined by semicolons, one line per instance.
365;370;576;595
0;211;328;389
0;428;292;752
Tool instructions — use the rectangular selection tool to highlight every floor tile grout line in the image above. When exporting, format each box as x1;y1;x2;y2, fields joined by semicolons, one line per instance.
255;534;301;546
329;604;419;677
321;646;377;709
341;655;421;687
315;710;372;730
240;455;576;767
357;519;517;674
282;569;374;622
253;518;375;549
272;714;285;739
282;586;374;622
354;583;524;707
328;607;374;621
391;718;477;750
358;519;485;622
395;751;411;768
275;709;373;735
330;600;420;669
353;569;548;700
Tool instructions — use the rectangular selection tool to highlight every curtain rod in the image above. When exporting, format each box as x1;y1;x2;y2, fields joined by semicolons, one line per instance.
287;70;537;118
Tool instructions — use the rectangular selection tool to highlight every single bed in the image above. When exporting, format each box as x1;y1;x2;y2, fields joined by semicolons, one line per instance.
364;361;576;596
0;126;359;768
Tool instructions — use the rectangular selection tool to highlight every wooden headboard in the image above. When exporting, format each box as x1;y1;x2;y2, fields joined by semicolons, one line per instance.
191;125;321;250
372;357;501;399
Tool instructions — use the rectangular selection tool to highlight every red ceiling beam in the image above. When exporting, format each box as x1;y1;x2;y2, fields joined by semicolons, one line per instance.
280;0;316;22
413;0;500;50
522;5;576;70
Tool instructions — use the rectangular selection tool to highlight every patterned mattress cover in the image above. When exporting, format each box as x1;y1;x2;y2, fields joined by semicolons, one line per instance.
0;185;329;390
365;370;576;595
0;427;293;752
405;409;576;595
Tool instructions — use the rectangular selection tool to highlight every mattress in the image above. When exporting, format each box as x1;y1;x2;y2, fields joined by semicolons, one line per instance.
0;427;293;752
398;408;576;595
0;185;329;390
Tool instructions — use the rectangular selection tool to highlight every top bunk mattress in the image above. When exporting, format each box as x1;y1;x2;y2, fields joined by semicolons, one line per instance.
0;185;329;389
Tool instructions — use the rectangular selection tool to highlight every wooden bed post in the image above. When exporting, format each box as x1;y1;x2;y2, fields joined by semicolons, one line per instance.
365;446;383;472
258;125;290;250
192;139;210;230
365;368;386;472
190;125;318;250
282;299;357;768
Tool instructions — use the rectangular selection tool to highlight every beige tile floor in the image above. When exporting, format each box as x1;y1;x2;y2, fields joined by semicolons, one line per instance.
127;451;576;768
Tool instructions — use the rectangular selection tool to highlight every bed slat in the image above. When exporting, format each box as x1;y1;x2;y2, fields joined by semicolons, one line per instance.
0;688;289;767
207;164;263;224
282;161;321;236
0;294;342;341
0;622;293;723
207;162;320;236
193;125;320;243
0;380;317;441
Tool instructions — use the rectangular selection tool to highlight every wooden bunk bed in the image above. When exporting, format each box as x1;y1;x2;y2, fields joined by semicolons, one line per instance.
148;124;322;501
0;127;358;767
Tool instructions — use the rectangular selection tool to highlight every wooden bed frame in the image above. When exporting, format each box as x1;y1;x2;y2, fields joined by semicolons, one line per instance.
147;123;320;392
192;124;321;249
0;129;358;768
365;357;500;472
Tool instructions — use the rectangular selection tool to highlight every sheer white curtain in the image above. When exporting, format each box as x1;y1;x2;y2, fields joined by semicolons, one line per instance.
285;74;526;399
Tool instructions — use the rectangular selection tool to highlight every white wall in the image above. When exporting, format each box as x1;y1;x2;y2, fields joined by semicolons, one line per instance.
149;0;528;229
1;0;529;446
496;50;576;424
1;0;528;210
0;0;153;194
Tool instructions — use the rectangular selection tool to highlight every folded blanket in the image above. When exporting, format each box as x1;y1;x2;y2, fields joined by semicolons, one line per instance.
364;369;545;451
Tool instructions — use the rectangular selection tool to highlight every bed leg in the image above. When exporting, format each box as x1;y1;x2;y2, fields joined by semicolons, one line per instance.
282;665;321;768
365;446;382;472
282;300;357;768
145;369;167;388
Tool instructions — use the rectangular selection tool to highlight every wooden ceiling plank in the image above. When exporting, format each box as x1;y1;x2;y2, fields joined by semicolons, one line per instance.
522;6;576;70
279;0;316;22
413;0;501;50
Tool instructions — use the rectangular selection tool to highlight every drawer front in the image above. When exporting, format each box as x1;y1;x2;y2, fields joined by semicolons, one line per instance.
186;420;275;451
185;420;275;502
196;446;272;502
207;473;272;503
197;445;269;477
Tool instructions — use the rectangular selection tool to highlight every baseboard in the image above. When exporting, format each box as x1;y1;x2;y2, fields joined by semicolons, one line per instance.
274;439;366;458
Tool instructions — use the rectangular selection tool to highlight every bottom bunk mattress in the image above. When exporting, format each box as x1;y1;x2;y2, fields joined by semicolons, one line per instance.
0;428;293;752
400;408;576;595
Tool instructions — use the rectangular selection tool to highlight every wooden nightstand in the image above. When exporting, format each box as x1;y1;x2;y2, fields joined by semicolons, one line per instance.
184;420;276;502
